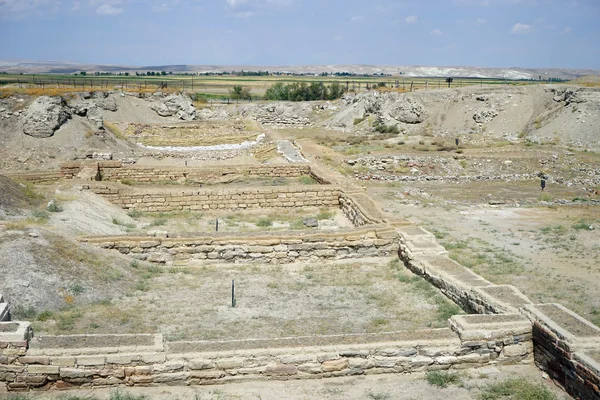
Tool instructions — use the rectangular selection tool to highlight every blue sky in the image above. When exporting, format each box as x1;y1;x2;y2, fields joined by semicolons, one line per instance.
1;0;599;69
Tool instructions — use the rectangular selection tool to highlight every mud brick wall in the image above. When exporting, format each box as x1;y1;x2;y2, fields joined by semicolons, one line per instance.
88;185;341;213
0;323;534;392
81;225;399;265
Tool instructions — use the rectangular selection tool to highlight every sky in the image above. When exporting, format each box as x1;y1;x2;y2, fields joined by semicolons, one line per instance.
1;0;599;69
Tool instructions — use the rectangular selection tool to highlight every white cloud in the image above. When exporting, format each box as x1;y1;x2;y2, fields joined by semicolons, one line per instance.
152;3;170;12
350;15;364;23
0;0;57;18
96;3;123;15
430;28;444;36
405;15;418;24
563;27;572;34
225;0;291;8
510;22;532;34
475;18;487;26
235;10;255;18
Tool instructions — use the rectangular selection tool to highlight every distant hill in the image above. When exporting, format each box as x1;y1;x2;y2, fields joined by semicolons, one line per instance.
1;60;599;80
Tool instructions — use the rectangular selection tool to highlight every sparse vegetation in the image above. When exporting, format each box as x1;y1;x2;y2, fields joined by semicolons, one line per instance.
373;123;400;134
104;121;126;140
426;371;463;388
478;378;558;400
46;200;63;212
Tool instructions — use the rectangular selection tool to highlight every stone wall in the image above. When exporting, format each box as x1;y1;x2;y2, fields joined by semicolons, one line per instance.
87;185;341;213
81;225;399;265
339;191;387;227
0;318;533;392
4;172;64;184
4;162;331;185
524;304;600;400
96;164;317;184
396;224;600;400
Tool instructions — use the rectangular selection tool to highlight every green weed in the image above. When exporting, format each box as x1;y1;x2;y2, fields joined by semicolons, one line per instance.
426;371;463;388
478;378;558;400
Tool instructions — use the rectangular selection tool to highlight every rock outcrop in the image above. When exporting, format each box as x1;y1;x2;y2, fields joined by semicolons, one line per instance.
473;108;498;124
21;96;70;138
326;92;428;129
150;94;196;121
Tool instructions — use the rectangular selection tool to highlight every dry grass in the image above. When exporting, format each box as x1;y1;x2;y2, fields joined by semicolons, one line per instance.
0;85;181;98
32;258;453;339
104;121;126;140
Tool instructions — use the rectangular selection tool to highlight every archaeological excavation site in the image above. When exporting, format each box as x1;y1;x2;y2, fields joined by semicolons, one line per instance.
1;81;600;399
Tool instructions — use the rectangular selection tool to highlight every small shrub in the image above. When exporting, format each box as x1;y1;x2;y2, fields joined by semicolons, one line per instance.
365;391;390;400
150;218;167;227
11;305;38;320
437;301;462;323
127;209;143;219
426;371;462;388
112;217;136;229
316;210;334;220
374;123;399;134
67;283;86;296
130;260;139;269
135;281;150;292
256;218;273;227
46;201;63;213
478;378;557;400
109;389;149;400
36;310;54;321
573;219;593;230
354;116;366;125
121;179;133;186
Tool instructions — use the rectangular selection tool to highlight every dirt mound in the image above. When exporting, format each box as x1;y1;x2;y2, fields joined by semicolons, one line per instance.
0;174;30;212
323;85;600;149
0;227;137;316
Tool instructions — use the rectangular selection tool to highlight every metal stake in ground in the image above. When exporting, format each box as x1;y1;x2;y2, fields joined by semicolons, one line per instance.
215;219;219;232
231;280;236;308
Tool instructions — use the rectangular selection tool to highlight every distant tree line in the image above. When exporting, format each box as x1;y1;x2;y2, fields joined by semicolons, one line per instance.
265;82;346;101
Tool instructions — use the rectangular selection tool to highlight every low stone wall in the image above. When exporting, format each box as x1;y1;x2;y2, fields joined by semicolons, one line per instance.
87;185;341;213
4;172;64;184
81;225;399;265
97;164;315;184
396;224;600;400
339;191;387;227
0;318;534;392
86;184;384;229
3;162;331;185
